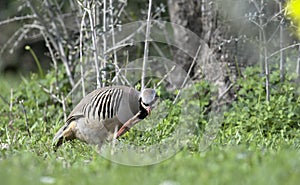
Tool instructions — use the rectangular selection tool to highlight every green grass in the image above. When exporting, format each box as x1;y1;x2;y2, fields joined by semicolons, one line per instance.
0;73;21;98
0;144;300;185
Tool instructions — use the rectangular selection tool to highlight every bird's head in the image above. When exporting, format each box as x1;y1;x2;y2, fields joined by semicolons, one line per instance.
138;88;158;119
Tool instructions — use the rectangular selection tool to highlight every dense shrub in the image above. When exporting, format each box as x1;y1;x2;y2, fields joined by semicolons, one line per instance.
1;65;300;153
220;67;300;149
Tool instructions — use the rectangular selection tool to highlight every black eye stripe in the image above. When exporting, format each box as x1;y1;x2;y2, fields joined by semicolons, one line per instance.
143;102;149;106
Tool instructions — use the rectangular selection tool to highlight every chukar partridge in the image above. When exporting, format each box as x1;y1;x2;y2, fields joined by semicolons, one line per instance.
53;86;157;149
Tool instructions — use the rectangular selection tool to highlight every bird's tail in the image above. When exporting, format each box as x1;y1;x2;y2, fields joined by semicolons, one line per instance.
52;121;77;149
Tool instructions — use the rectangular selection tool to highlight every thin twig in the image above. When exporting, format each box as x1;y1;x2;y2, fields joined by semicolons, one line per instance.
258;0;270;102
39;84;62;103
268;43;300;59
156;65;176;87
114;2;126;25
102;0;108;86
58;42;75;87
0;26;30;56
50;0;68;36
111;52;131;86
110;0;119;84
141;0;152;90
105;43;134;54
279;1;285;82
61;93;67;122
19;100;31;138
250;0;270;102
173;44;202;104
9;89;13;121
218;83;234;101
65;76;91;100
152;41;167;58
0;15;36;26
87;1;101;88
297;45;300;81
79;9;87;97
104;22;147;54
43;32;59;90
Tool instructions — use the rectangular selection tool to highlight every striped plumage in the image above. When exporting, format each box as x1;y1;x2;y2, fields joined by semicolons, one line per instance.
83;88;124;121
53;86;157;149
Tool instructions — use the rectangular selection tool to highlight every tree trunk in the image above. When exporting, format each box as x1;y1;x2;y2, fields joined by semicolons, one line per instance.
168;0;235;103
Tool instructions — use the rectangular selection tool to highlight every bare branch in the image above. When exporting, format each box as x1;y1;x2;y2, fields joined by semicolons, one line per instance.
87;1;101;88
218;83;234;101
109;0;119;84
61;93;67;122
268;43;300;59
43;32;59;90
0;15;36;26
9;89;13;121
79;10;87;97
173;44;202;104
141;0;153;90
39;85;62;104
297;45;300;81
0;26;30;56
156;65;176;87
104;22;147;54
58;42;75;87
102;0;108;87
279;1;285;82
